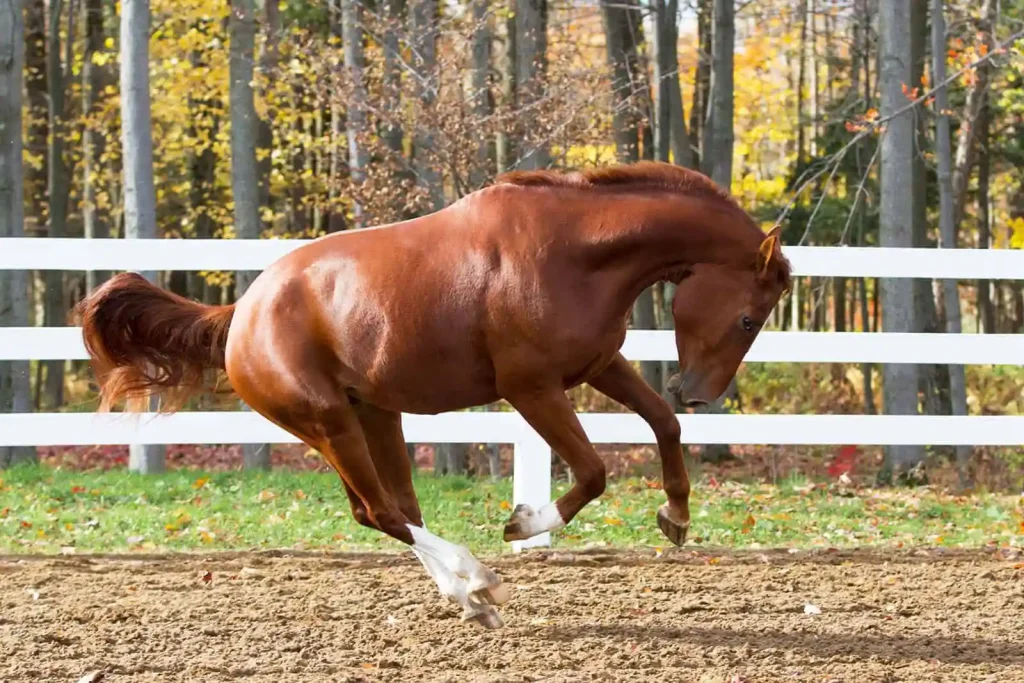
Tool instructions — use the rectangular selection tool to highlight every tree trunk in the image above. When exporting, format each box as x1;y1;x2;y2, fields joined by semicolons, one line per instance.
951;0;996;230
689;0;710;169
977;96;994;334
187;44;219;304
514;0;549;169
601;0;659;389
795;0;807;164
0;0;36;467
911;0;943;423
120;0;165;473
694;0;737;463
469;0;493;188
230;0;270;470
42;0;74;410
381;0;404;156
878;0;922;482
24;0;46;239
328;10;347;234
600;0;641;163
83;0;110;294
343;0;370;226
410;0;444;209
933;0;978;484
339;0;368;229
258;0;279;215
495;2;516;172
652;0;690;167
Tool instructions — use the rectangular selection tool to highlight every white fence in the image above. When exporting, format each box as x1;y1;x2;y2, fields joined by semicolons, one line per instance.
2;238;1024;550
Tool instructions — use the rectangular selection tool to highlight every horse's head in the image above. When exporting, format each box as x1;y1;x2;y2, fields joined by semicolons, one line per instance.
666;226;790;406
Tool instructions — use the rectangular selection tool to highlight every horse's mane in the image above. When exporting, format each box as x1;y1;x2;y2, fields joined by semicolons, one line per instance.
495;161;792;290
495;161;739;209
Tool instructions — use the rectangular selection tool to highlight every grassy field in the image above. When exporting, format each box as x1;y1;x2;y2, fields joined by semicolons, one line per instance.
1;464;1022;554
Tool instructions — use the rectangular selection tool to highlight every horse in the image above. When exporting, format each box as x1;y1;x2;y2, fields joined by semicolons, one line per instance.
73;161;791;629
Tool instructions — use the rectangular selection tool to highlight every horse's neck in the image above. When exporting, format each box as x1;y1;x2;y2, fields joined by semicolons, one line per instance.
575;192;758;304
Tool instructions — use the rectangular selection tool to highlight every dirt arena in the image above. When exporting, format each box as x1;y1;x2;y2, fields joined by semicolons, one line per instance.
2;547;1022;683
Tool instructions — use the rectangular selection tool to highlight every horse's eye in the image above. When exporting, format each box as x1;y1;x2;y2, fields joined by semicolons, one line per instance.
741;315;754;333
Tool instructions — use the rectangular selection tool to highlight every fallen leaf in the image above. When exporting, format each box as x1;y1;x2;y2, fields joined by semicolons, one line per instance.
294;489;307;500
604;516;624;526
499;500;512;511
741;513;756;534
201;571;213;584
256;490;276;503
71;486;86;494
192;477;209;490
126;535;145;544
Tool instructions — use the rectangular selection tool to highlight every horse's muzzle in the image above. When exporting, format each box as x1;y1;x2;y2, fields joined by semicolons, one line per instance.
666;372;705;404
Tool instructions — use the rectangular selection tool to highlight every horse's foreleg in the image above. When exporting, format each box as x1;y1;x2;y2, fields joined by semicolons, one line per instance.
587;353;690;546
501;387;607;542
355;403;508;628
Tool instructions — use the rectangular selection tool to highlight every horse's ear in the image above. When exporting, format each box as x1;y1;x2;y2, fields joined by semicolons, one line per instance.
757;225;782;277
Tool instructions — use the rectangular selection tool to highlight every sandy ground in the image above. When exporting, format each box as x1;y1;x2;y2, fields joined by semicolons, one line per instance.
1;547;1023;683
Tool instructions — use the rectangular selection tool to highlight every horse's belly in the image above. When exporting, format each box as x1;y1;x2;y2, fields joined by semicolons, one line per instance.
348;349;501;415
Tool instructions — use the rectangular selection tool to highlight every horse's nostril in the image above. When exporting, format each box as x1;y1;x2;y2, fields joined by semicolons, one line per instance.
683;398;708;408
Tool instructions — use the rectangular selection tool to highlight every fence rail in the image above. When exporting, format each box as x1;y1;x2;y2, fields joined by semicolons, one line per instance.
2;238;1023;551
4;238;1024;278
3;327;1022;364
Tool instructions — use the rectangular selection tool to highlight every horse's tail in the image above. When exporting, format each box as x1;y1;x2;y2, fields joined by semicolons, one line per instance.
73;272;236;413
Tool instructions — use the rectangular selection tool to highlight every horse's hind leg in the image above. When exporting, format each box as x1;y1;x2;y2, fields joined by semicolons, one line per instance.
355;403;508;628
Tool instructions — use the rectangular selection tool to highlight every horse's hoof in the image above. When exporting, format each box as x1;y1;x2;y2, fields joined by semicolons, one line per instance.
468;568;510;605
657;504;690;547
503;503;535;542
472;580;511;606
462;605;505;629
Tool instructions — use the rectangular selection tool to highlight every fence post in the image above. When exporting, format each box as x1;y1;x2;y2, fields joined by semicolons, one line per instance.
511;429;551;552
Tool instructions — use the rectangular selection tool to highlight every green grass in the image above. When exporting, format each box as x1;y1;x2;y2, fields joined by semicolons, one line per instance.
1;464;1022;554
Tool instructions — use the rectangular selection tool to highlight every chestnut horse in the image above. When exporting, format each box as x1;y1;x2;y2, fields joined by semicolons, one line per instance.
74;162;791;628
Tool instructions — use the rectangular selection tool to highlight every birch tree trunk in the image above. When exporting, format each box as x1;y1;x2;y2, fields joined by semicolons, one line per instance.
342;0;369;227
229;0;270;470
381;0;404;156
120;0;165;473
0;0;36;467
495;3;516;172
879;0;922;480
